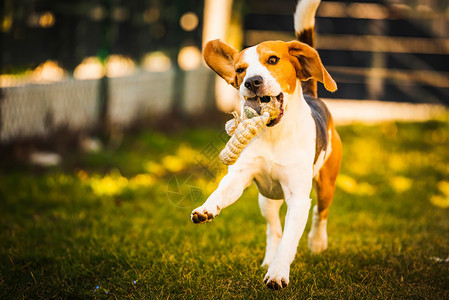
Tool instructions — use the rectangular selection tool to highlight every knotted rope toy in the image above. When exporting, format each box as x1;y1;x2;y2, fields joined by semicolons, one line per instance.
219;98;282;165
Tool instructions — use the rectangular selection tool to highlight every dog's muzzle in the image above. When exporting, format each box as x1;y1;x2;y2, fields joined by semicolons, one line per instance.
244;93;284;127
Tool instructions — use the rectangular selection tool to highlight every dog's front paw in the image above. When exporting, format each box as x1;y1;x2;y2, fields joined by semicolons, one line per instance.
191;206;219;224
263;261;289;290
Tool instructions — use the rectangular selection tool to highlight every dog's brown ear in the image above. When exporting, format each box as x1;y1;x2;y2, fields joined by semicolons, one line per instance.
287;41;337;92
203;39;238;88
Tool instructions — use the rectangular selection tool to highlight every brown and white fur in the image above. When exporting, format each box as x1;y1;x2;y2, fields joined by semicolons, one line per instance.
191;0;342;290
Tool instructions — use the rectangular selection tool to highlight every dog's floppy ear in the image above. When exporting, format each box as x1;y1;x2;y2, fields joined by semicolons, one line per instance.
287;41;337;92
203;39;238;88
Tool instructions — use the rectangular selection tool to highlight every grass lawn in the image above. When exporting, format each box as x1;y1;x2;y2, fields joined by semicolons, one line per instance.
1;119;449;299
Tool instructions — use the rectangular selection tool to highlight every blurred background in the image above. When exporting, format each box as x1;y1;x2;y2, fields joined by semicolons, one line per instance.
1;0;448;149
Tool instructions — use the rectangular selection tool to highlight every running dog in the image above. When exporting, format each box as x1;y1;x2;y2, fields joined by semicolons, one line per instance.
191;0;342;290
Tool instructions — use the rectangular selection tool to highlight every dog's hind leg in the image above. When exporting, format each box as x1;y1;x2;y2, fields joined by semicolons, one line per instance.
309;126;342;253
258;194;284;267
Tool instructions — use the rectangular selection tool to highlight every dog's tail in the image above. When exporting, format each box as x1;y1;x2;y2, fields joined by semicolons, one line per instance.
294;0;321;97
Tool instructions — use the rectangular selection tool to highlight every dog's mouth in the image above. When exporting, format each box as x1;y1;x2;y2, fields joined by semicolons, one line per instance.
244;93;284;127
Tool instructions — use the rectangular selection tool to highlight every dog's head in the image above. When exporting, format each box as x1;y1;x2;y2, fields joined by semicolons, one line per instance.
203;40;336;126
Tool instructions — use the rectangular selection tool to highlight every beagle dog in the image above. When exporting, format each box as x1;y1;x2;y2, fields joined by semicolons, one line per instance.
191;0;342;290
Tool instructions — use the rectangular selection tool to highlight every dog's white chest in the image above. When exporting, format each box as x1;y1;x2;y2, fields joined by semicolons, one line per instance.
253;161;285;200
242;121;316;200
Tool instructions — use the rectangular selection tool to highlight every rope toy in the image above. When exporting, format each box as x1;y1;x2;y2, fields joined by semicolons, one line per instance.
219;100;281;165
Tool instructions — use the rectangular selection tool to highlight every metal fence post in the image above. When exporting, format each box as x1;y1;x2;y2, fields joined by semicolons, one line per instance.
0;89;3;136
97;0;117;135
171;61;186;118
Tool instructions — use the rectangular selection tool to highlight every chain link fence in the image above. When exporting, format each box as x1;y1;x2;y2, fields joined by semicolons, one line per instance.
0;67;214;144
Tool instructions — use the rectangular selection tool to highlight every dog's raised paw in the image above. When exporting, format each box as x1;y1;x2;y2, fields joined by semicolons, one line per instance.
191;211;214;224
191;205;220;224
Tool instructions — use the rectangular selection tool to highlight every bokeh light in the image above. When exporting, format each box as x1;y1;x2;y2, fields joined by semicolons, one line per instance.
142;52;172;72
177;46;201;70
106;55;136;78
143;7;160;24
31;60;66;83
180;12;199;31
39;12;55;28
74;57;104;80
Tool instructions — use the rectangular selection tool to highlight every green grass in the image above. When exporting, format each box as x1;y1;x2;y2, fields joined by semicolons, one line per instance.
1;119;449;299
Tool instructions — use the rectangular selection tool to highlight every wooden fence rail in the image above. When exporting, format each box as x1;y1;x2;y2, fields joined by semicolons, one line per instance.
243;0;449;105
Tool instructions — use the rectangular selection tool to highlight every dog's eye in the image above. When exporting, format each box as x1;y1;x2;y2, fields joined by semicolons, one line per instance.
267;56;279;65
236;67;245;74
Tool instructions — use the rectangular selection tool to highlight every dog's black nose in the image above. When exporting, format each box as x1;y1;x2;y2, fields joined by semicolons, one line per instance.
244;76;263;93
